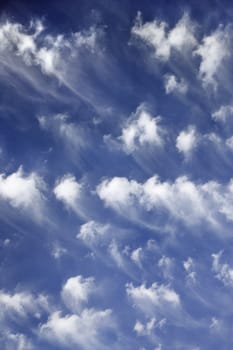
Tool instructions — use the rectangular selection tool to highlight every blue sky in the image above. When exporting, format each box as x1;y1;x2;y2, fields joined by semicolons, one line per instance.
1;0;233;349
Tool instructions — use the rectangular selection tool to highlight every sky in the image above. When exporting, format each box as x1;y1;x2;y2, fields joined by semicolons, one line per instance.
1;0;233;349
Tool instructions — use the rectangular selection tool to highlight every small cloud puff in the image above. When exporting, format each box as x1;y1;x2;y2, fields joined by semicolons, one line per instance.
120;106;164;154
61;275;95;313
77;220;111;247
134;317;165;336
176;125;199;158
104;105;165;155
164;74;188;95
53;174;89;220
0;167;46;222
212;104;233;123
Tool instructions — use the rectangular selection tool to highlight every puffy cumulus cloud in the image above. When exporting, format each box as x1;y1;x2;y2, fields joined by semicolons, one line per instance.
212;251;233;287
0;167;46;222
97;176;141;213
38;114;87;153
0;19;99;78
212;104;233;123
118;107;164;154
195;25;232;89
132;12;196;61
40;308;114;350
126;282;180;318
176;126;199;158
61;275;95;313
97;174;233;230
164;74;188;94
53;174;84;216
0;289;49;321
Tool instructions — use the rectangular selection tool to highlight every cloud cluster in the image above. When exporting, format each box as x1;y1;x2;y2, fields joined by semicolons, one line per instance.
0;289;49;320
126;282;180;318
40;308;113;350
132;13;233;90
97;174;233;230
40;274;116;350
132;12;196;61
120;108;163;153
0;20;98;78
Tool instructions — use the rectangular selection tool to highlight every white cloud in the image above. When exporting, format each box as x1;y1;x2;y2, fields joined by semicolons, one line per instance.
126;282;180;317
97;176;141;213
0;20;99;78
119;107;164;153
0;167;46;222
212;251;233;286
53;174;83;216
38;114;86;153
195;26;232;88
97;174;233;230
40;308;114;350
158;256;174;280
212;105;233;123
132;12;196;61
164;74;188;94
176;126;199;158
1;332;34;350
0;289;49;320
51;242;67;259
131;247;144;268
183;257;196;283
108;240;126;269
77;220;111;247
134;317;166;336
61;275;95;313
134;318;156;336
226;136;233;150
